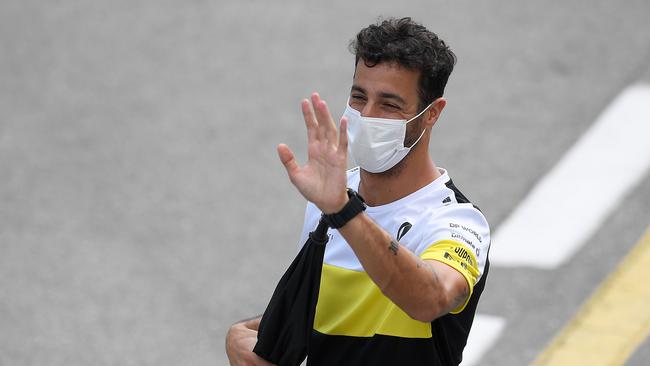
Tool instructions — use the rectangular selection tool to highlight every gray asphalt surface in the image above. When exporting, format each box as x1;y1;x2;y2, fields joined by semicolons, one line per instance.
1;1;649;365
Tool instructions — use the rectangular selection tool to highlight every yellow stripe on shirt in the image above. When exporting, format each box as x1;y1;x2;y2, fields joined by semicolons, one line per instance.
420;240;479;314
313;263;432;338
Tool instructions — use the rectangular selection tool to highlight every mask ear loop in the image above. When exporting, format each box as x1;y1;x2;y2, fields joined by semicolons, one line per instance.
404;103;433;148
406;127;427;149
405;103;434;124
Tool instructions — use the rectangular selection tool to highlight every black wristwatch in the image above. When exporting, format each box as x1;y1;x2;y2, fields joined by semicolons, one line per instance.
321;188;366;229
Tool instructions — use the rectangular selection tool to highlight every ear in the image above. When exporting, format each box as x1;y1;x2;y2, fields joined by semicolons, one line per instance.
424;98;447;129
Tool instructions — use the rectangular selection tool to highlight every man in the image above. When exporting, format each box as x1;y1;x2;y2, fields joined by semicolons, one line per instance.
226;17;490;365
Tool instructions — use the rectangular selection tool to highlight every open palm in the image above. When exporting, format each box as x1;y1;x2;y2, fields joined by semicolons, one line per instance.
277;93;349;214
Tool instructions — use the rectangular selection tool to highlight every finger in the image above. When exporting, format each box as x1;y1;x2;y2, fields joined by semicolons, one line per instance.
301;99;322;143
311;93;330;143
311;93;337;145
277;144;299;182
317;101;339;146
338;117;348;158
242;317;261;331
301;99;318;143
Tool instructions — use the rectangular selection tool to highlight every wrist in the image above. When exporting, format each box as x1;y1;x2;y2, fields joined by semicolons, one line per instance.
322;189;366;229
321;191;350;215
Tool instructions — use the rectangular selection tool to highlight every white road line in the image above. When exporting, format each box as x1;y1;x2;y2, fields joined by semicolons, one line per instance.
490;84;650;268
461;314;507;366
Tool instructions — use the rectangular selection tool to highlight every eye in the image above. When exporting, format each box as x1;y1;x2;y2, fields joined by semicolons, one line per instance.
351;94;366;101
384;103;400;110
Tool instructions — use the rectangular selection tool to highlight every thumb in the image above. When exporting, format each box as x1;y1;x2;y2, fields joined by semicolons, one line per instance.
277;144;299;179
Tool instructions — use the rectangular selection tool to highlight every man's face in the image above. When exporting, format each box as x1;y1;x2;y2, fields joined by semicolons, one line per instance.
348;60;426;148
349;60;421;118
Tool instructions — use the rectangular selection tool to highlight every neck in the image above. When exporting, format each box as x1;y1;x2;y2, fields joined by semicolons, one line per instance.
358;153;440;207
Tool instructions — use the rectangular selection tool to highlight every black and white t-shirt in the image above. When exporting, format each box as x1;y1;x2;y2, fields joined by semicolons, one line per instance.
297;167;491;366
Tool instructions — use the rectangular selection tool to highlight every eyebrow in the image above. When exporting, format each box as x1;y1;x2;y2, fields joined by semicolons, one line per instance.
351;85;406;105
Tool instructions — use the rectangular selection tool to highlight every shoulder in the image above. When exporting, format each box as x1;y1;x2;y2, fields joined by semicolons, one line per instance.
433;203;489;234
430;170;490;244
419;203;490;251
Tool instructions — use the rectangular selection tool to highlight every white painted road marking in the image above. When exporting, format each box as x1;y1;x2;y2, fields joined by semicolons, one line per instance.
490;84;650;268
461;314;507;366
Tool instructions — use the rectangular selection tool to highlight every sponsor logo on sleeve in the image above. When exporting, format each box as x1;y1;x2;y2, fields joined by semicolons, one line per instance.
452;232;474;247
454;246;475;267
444;251;469;270
449;222;483;243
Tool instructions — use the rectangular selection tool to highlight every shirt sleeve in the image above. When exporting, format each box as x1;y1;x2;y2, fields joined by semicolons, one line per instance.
415;204;490;314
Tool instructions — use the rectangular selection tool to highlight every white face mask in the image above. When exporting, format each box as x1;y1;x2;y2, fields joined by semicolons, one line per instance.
343;102;431;173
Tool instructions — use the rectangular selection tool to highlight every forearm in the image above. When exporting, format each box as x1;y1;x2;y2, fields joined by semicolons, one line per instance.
337;212;452;322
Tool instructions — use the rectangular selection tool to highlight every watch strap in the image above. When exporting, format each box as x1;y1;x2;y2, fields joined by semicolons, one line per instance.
322;189;366;229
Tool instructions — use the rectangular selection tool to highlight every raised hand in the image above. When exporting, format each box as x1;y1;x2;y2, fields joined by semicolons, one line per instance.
277;93;349;214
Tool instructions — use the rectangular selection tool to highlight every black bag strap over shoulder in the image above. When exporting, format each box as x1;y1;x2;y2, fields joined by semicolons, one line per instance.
253;219;329;366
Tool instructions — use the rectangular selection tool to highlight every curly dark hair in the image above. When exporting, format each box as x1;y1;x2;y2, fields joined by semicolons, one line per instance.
349;17;456;111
